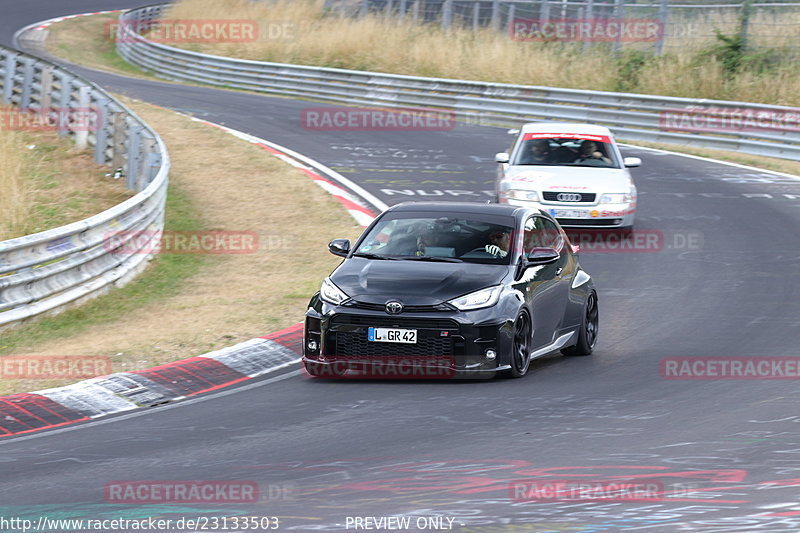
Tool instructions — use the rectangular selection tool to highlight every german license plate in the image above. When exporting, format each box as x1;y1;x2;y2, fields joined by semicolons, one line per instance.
368;327;417;344
550;209;589;218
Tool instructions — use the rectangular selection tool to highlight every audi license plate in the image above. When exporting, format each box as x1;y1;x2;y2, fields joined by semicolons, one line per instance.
368;327;417;344
550;209;590;219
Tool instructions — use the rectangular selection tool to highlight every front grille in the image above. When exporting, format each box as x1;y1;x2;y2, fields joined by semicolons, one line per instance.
343;301;452;313
557;218;621;226
542;192;596;203
333;331;454;356
331;314;459;330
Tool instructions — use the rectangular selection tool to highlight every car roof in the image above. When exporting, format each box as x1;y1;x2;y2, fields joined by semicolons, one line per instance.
519;122;614;137
387;201;525;218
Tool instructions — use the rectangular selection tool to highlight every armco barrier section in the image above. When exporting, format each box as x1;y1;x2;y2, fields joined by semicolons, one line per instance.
0;45;169;329
116;4;800;161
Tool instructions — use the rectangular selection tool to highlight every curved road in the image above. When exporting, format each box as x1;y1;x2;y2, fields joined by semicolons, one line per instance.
3;3;800;532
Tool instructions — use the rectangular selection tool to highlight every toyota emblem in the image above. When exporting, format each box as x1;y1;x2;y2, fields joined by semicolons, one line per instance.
556;193;582;202
385;301;404;314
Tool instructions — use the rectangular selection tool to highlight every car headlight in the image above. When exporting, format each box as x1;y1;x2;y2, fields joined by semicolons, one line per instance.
320;278;349;304
506;190;539;202
599;193;630;204
448;285;503;311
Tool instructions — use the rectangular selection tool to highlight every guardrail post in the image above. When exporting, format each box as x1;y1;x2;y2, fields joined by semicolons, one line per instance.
40;65;54;110
490;0;500;32
540;0;551;24
126;124;142;190
140;136;158;188
612;0;623;53
583;0;594;52
20;57;34;108
359;0;368;18
75;86;91;149
399;0;407;21
111;111;126;171
94;98;111;164
2;53;15;104
385;0;393;21
506;3;515;34
656;0;668;55
740;0;753;49
473;2;480;31
412;0;420;22
441;0;453;29
57;71;72;136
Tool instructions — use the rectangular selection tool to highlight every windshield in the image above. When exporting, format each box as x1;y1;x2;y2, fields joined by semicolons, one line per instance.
354;214;516;264
512;133;620;168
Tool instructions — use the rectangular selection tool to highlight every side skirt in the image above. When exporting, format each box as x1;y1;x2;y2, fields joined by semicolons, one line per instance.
529;330;578;360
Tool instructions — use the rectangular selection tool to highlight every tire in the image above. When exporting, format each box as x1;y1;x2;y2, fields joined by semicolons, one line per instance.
507;311;532;378
562;290;599;356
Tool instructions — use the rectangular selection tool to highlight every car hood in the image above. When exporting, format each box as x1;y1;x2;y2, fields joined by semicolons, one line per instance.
331;258;508;306
502;165;632;192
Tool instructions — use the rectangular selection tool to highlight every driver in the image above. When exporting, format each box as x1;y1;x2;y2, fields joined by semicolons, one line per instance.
416;225;441;256
575;140;611;164
485;230;510;258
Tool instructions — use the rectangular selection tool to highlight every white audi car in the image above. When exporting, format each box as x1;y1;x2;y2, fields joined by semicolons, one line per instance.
495;123;640;231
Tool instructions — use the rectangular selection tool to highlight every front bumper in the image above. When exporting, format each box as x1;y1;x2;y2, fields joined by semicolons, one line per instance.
303;305;514;379
502;199;635;228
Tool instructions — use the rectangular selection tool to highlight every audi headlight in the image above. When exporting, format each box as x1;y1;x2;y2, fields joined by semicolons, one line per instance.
506;190;539;202
599;193;630;204
449;286;503;311
320;278;349;304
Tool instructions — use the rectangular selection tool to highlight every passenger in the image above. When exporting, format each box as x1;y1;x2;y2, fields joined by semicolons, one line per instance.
523;140;551;164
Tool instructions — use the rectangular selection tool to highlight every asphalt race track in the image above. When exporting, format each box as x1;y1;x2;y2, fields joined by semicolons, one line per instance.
2;3;800;532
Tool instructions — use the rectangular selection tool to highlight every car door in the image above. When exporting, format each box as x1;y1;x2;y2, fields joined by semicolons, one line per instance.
515;215;571;349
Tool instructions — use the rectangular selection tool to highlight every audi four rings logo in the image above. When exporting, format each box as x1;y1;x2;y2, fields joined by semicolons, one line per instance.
385;301;404;314
556;193;583;202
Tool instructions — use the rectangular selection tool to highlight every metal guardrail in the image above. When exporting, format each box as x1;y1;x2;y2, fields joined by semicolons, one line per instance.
117;4;800;162
0;44;169;330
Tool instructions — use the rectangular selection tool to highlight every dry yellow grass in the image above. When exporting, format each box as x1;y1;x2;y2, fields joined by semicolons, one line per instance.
0;128;29;238
0;106;131;240
0;97;362;395
160;0;800;107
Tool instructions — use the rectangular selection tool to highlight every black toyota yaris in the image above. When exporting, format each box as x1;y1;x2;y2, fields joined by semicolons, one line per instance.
303;202;597;379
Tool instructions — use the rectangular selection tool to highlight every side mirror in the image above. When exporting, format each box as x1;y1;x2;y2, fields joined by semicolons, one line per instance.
623;157;642;168
328;238;351;257
526;247;560;265
495;152;510;164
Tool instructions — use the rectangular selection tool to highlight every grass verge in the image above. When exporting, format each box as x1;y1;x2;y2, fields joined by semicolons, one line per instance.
0;95;362;396
0;108;131;240
160;0;800;106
